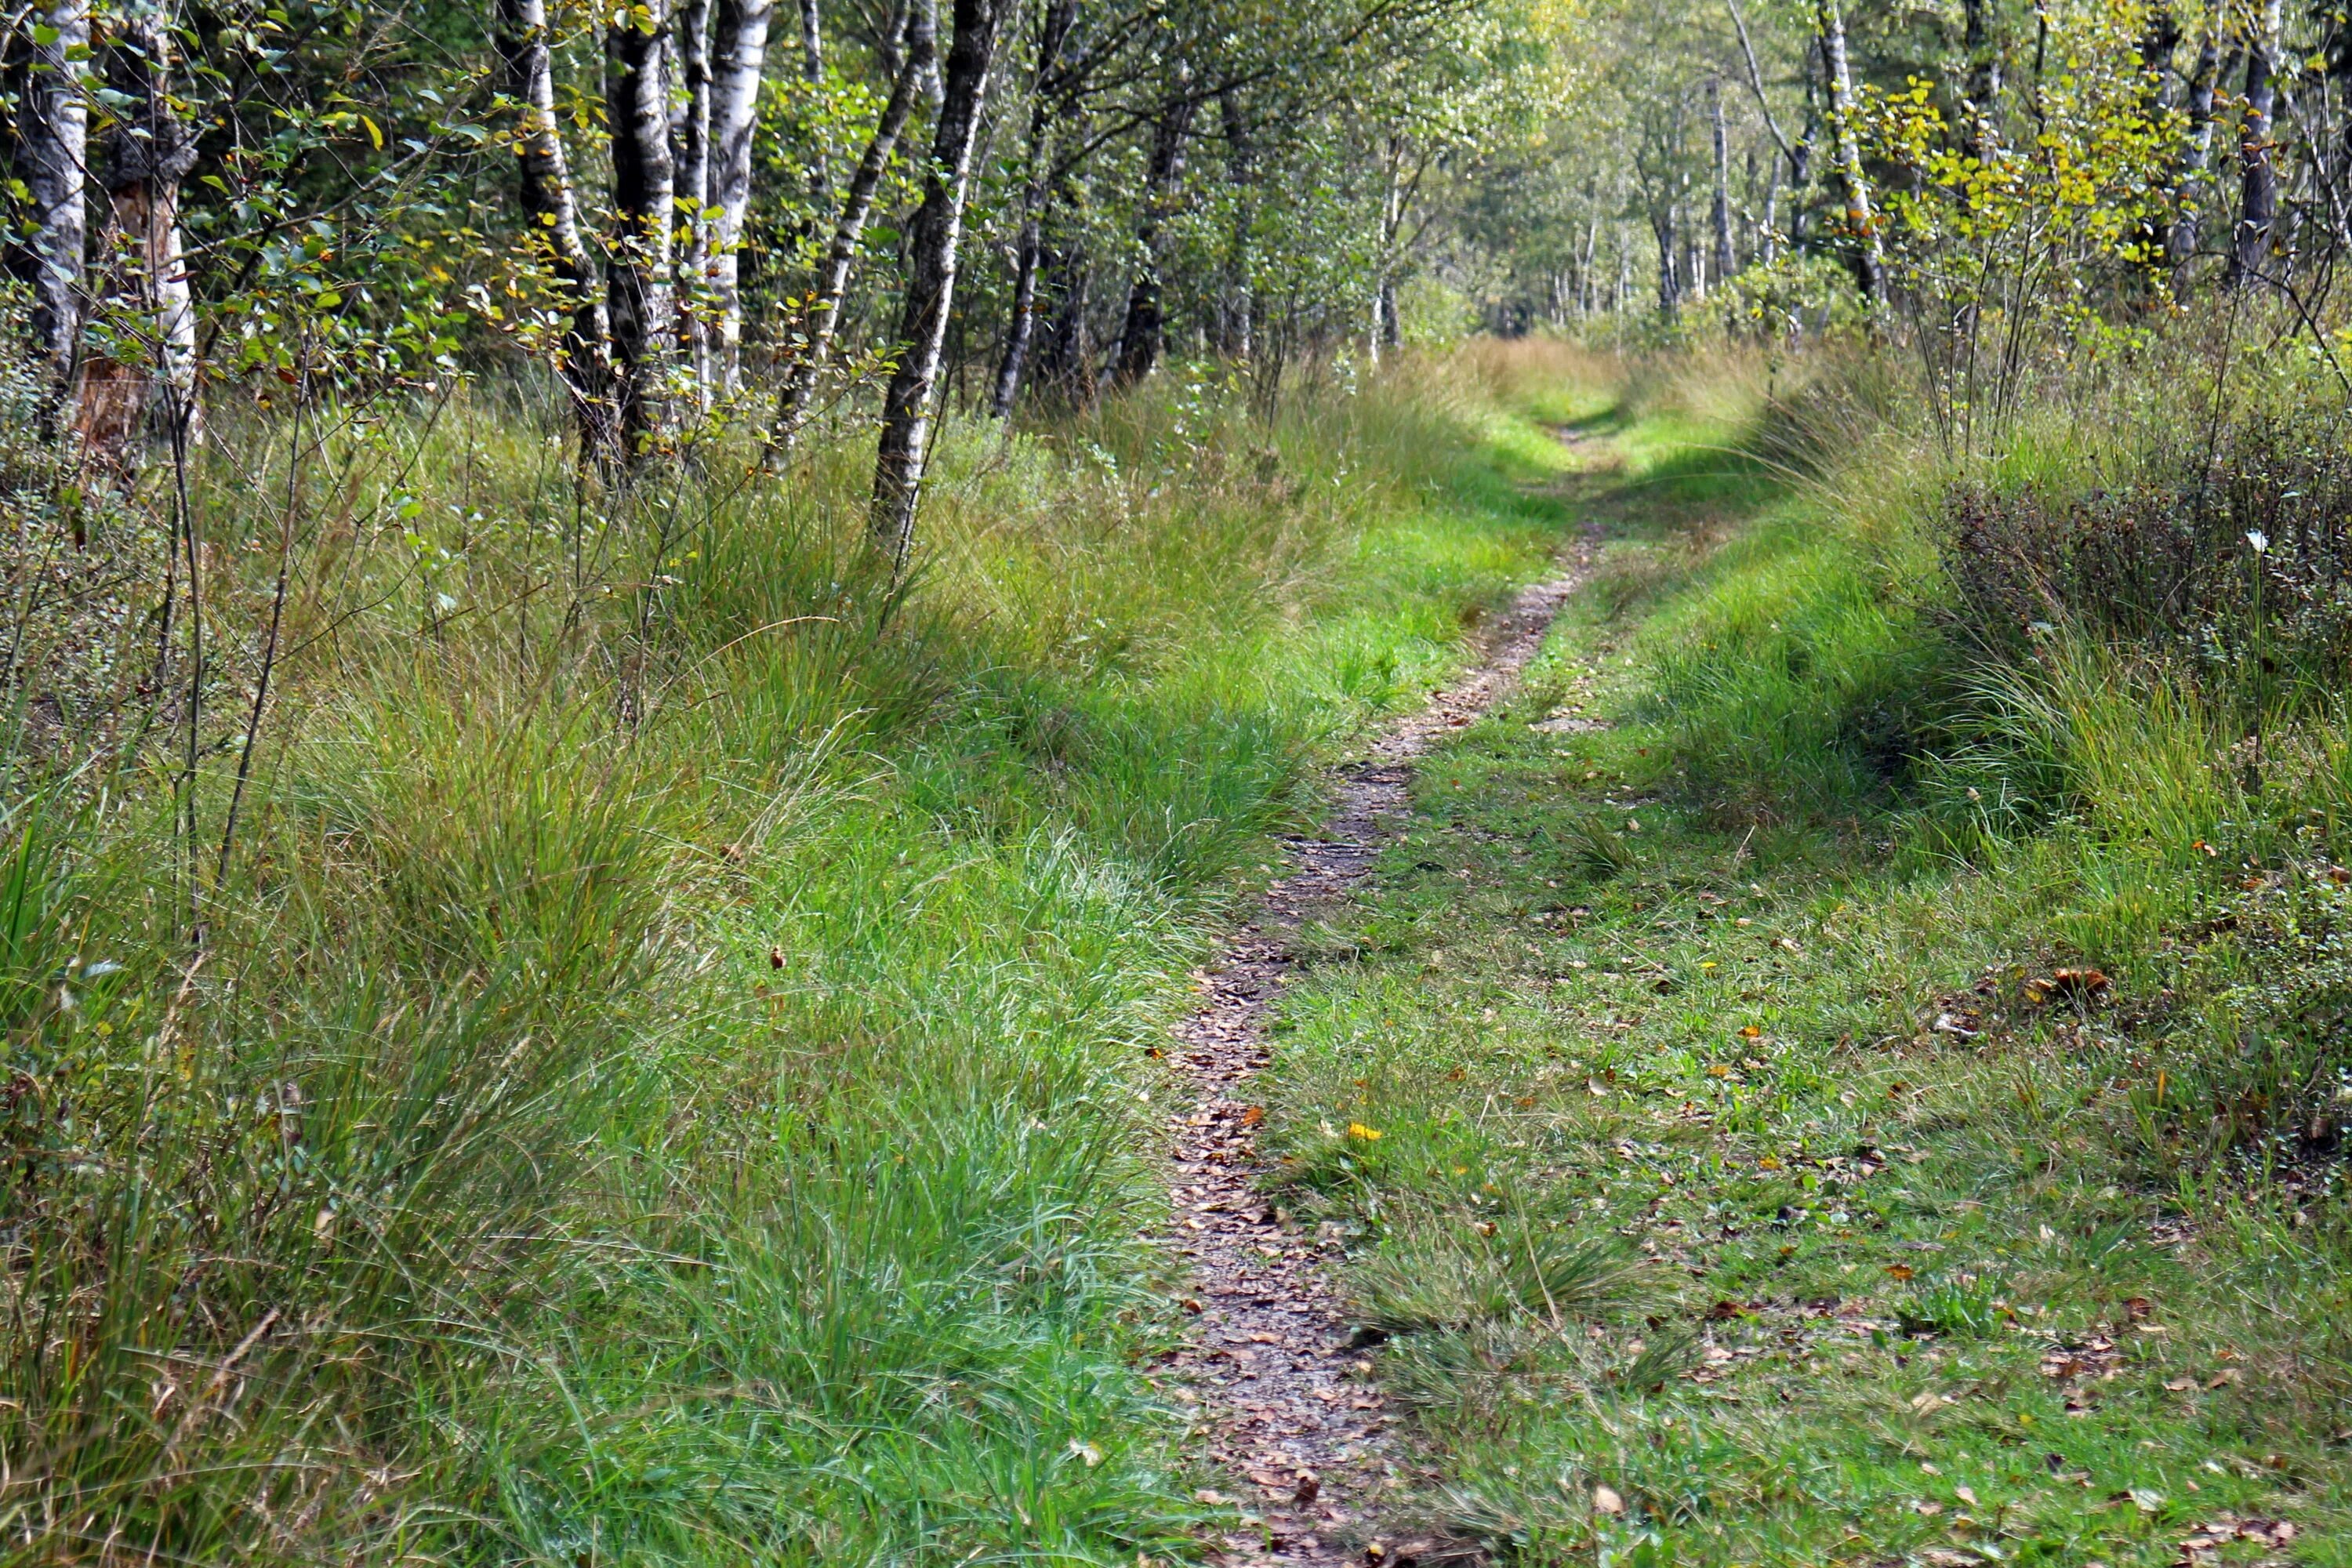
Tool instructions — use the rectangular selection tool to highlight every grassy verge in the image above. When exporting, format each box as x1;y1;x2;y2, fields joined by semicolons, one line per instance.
1264;361;2352;1566
1;347;1582;1562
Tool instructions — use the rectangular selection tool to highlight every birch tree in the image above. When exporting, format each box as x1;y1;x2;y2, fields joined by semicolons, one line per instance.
1813;0;1882;302
75;0;200;460
767;0;929;456
708;0;775;390
870;0;1008;568
20;0;89;397
495;0;612;447
606;0;678;443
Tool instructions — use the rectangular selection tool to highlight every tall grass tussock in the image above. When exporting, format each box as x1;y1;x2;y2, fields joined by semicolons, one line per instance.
0;347;1563;1563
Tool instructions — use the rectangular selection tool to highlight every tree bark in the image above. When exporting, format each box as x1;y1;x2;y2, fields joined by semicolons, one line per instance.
1710;75;1736;285
606;0;677;447
706;0;773;393
1652;201;1679;318
2169;10;2220;298
1373;135;1406;358
870;0;1009;568
2230;0;2282;286
495;0;612;447
1109;81;1196;390
990;0;1080;419
677;0;714;407
75;0;201;463
19;0;90;397
1036;235;1094;405
1577;187;1600;312
799;0;822;78
767;0;929;455
1214;88;1255;357
1813;0;1883;302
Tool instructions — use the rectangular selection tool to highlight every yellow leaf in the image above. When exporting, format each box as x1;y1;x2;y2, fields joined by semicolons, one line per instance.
1347;1122;1382;1142
360;113;383;151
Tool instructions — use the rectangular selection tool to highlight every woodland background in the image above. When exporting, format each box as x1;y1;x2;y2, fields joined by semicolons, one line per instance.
7;0;2352;1559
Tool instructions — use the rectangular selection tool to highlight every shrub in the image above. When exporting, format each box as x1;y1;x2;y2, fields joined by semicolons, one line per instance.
1941;414;2352;689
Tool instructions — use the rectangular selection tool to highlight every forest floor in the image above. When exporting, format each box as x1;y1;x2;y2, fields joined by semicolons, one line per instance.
1199;401;2352;1566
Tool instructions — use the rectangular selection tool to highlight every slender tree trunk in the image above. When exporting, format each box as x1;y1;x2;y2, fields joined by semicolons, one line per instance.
1216;88;1255;357
1790;38;1820;251
871;0;1008;568
1110;82;1196;389
2129;7;2181;297
606;0;677;445
800;0;822;78
1578;191;1600;313
1962;0;2001;162
2169;13;2221;299
707;0;775;393
495;0;612;448
1374;138;1405;356
1652;202;1679;318
1709;76;1736;285
768;0;928;455
990;0;1080;419
75;0;201;464
20;0;89;398
1038;238;1094;401
2230;0;2282;286
1814;0;1882;302
677;0;715;407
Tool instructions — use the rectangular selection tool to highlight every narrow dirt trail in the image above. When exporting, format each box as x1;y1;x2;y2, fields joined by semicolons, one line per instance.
1158;537;1595;1566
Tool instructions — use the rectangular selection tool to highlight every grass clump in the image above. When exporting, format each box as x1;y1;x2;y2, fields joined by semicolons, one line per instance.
0;347;1572;1562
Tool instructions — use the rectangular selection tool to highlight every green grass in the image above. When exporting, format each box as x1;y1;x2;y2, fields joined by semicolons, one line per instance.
0;351;1577;1563
1261;365;2352;1566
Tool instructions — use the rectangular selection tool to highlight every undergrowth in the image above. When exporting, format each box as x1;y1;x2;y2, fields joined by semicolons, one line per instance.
1258;339;2352;1566
0;343;1584;1562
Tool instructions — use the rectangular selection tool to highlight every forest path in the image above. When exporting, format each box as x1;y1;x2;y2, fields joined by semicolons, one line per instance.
1158;525;1595;1566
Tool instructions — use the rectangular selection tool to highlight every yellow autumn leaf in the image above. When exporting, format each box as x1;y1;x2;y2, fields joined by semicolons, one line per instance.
1347;1122;1382;1141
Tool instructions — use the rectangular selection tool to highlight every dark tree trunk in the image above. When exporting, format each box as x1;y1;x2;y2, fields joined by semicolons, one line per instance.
2231;0;2282;286
768;0;929;455
607;0;677;446
990;0;1080;419
1109;84;1196;390
75;0;201;463
1036;234;1094;406
1652;202;1679;318
2170;13;2221;298
2129;8;2181;297
870;0;1009;567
